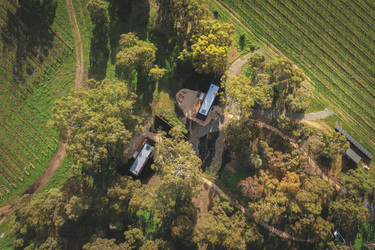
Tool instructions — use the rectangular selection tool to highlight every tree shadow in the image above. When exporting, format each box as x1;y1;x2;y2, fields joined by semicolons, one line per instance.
88;26;109;81
1;0;58;91
108;0;150;64
217;148;232;177
199;131;220;172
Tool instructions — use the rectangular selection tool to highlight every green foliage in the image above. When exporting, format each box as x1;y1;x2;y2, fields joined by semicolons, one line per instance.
275;114;295;133
214;0;375;155
189;20;234;74
340;168;375;201
0;214;15;250
159;111;188;135
310;130;349;166
65;196;90;221
244;153;334;241
216;166;254;195
82;238;130;250
153;127;202;204
312;216;334;243
124;228;144;249
0;0;75;204
249;154;262;169
156;0;199;42
303;176;335;206
177;6;234;75
194;195;263;249
247;52;266;69
330;198;369;236
50;81;142;186
87;0;109;29
102;176;148;224
285;87;313;112
220;75;272;118
171;215;194;245
261;141;307;174
224;119;262;156
12;189;67;249
116;33;160;78
223;52;311;118
354;221;375;250
148;66;167;82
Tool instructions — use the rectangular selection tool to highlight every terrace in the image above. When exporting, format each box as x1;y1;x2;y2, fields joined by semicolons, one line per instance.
176;84;220;127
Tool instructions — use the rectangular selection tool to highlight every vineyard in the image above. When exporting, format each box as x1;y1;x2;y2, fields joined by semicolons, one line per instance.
0;0;74;202
210;0;375;156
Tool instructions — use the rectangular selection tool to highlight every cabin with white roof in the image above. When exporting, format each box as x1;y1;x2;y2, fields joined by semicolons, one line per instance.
196;83;220;121
129;137;156;176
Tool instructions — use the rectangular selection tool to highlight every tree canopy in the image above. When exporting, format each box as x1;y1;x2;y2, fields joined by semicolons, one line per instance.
152;127;202;205
224;119;262;156
50;81;142;185
116;33;165;80
329;198;369;237
179;16;234;75
310;130;349;166
220;75;272;118
87;0;109;29
222;54;311;116
340;168;375;201
195;195;263;249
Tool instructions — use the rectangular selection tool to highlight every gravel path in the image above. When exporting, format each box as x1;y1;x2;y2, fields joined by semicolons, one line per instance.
251;108;334;121
227;49;264;78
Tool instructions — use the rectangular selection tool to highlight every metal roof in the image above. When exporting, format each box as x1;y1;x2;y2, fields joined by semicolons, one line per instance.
198;84;219;117
335;125;372;159
129;143;152;176
346;148;361;164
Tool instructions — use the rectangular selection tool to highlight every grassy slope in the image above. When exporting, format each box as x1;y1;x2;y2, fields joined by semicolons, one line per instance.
209;0;375;159
0;0;75;205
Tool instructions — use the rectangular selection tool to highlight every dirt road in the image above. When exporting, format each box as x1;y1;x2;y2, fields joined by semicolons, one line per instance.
0;0;84;225
66;0;84;89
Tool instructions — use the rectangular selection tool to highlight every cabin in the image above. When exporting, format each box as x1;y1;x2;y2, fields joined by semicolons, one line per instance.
196;84;220;121
129;137;156;176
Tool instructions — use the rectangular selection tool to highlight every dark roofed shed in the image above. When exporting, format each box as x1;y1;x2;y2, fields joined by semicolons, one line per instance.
346;148;361;164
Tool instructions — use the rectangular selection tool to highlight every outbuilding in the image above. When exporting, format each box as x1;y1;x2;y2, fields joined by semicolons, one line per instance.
196;83;220;121
345;148;361;164
129;137;156;176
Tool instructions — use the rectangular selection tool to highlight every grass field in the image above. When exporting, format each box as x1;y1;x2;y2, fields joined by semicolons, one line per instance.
208;0;375;159
0;0;74;204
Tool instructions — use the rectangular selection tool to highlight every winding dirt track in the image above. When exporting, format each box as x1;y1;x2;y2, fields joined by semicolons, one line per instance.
202;178;319;243
0;0;84;225
198;120;335;243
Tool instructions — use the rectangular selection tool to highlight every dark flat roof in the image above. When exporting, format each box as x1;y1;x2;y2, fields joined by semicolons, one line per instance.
335;125;372;159
346;148;361;164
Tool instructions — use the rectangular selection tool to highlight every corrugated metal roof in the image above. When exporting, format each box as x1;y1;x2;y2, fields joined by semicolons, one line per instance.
198;84;219;117
129;143;152;176
346;148;361;164
335;125;372;159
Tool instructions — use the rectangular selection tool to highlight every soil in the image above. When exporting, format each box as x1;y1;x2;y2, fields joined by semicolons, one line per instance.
0;0;84;225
